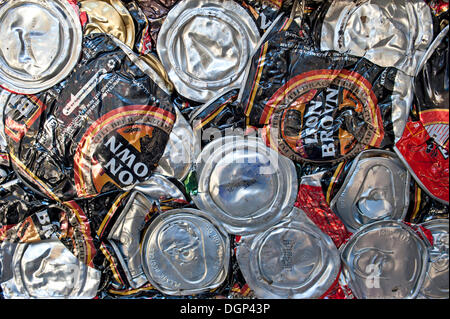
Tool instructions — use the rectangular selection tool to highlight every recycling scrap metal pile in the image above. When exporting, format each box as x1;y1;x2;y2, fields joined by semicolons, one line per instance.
0;0;448;300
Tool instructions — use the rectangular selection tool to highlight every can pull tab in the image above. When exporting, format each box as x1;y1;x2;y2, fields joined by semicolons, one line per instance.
402;221;434;248
354;189;393;225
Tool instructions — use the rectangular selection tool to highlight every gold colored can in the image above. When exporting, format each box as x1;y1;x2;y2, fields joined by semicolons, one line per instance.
80;0;136;49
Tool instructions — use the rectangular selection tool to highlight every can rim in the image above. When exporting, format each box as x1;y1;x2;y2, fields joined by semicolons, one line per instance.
0;0;83;94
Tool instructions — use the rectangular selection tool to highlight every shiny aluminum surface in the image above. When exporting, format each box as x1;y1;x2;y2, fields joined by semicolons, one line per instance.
140;208;230;296
109;35;173;95
157;0;260;102
0;239;101;299
340;220;429;299
330;150;410;233
418;219;449;299
156;107;198;181
0;88;10;150
0;0;82;94
80;0;136;49
320;0;433;77
108;175;186;288
192;136;298;235
236;207;341;299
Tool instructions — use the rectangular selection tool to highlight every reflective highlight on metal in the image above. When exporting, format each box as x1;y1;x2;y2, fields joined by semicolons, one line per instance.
320;0;433;76
340;220;429;299
330;150;410;233
156;107;198;181
418;219;449;299
157;0;260;102
236;207;341;299
80;0;136;49
108;175;187;288
192;136;298;235
0;89;10;150
391;71;414;142
140;208;230;296
0;0;82;94
0;239;101;299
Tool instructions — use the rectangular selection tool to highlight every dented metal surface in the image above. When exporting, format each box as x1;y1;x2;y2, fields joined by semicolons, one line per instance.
0;0;83;94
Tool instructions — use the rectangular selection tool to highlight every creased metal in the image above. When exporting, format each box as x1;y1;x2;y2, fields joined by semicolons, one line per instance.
107;175;186;288
236;207;341;299
80;0;136;49
320;0;433;76
192;136;298;235
140;208;230;296
418;219;449;299
157;0;260;102
156;107;198;181
0;239;101;299
340;220;429;299
330;150;410;233
0;0;82;94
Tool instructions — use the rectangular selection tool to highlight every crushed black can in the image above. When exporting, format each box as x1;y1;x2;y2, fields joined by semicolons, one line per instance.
3;33;176;202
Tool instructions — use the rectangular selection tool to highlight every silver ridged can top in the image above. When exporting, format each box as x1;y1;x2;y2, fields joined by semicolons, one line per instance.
157;0;260;102
236;207;341;299
140;208;230;296
340;220;429;299
330;150;410;233
0;239;101;299
191;136;298;235
0;0;82;94
418;219;449;299
320;0;433;76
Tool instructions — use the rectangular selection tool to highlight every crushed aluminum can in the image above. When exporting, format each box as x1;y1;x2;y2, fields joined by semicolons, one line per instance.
107;174;187;289
155;107;198;182
330;150;410;233
191;135;298;235
80;0;136;50
340;220;430;299
3;33;176;201
394;25;448;204
239;13;410;165
236;206;341;299
240;0;286;34
0;239;101;299
0;89;10;151
157;0;261;103
395;120;449;205
418;218;449;299
140;208;230;296
319;0;434;77
136;0;179;46
189;88;245;149
0;0;83;94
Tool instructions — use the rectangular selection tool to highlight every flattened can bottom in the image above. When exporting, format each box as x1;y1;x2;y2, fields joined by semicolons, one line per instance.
140;208;230;296
0;0;82;94
340;220;429;299
418;219;449;299
236;207;341;299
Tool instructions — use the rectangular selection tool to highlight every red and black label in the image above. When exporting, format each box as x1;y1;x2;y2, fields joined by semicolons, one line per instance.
3;34;175;201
